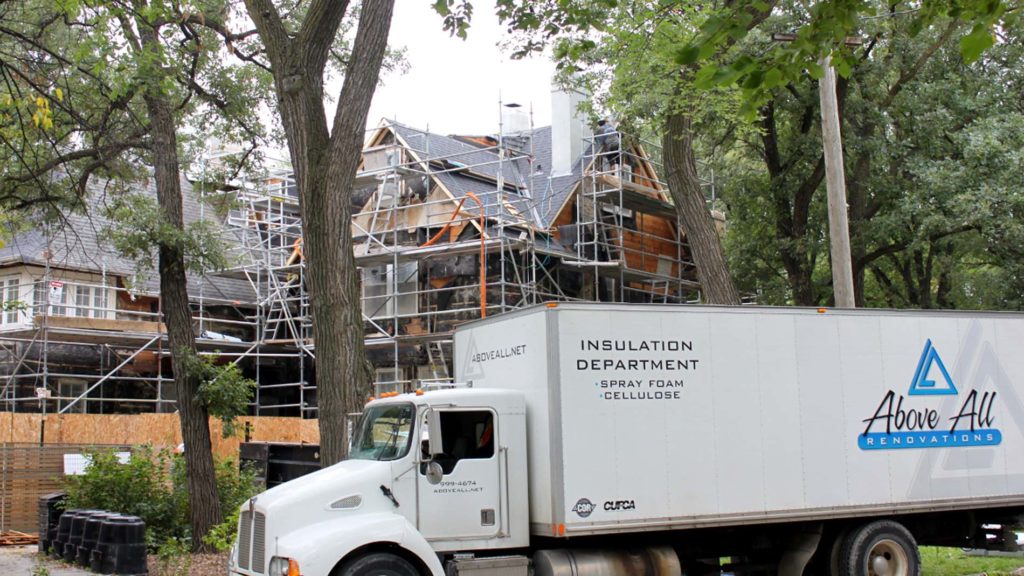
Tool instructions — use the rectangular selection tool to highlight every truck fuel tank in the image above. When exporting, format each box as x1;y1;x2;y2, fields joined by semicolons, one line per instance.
533;547;681;576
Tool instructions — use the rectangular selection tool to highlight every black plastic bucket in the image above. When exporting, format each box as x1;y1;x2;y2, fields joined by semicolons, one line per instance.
92;514;147;575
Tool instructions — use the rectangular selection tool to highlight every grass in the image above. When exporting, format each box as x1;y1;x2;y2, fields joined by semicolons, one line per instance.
921;546;1024;575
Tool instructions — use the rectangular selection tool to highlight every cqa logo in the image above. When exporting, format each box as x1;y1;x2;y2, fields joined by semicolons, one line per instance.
859;339;1001;450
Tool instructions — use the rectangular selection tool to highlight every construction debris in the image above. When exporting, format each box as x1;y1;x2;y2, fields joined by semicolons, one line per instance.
0;530;38;546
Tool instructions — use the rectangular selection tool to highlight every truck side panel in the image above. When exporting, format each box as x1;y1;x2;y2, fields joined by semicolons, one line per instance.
456;304;1024;537
555;307;1024;534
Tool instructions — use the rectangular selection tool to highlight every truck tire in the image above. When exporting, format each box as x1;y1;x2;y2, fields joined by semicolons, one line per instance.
336;552;419;576
839;520;920;576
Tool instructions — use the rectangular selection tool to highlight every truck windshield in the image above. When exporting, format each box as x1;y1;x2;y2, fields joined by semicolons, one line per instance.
349;403;415;461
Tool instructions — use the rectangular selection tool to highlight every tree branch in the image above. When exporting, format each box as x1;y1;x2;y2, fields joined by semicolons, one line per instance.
297;0;349;77
881;20;958;108
243;0;294;65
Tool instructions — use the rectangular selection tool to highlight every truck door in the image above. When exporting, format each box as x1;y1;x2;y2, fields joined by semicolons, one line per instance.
418;409;502;541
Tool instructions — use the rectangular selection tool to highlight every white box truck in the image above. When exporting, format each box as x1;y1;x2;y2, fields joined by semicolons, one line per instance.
229;303;1024;576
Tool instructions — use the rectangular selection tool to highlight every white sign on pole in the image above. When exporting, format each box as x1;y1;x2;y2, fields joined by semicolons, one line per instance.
48;280;64;303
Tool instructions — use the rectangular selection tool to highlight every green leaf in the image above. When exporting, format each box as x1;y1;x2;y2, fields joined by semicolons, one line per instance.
807;62;825;80
764;67;784;88
960;24;995;64
693;64;720;89
742;69;765;89
675;44;700;65
834;57;852;78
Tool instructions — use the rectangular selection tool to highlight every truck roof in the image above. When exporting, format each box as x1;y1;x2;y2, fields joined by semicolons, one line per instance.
456;301;1024;334
365;387;525;414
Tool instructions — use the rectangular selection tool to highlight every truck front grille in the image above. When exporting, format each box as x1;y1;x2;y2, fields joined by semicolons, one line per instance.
252;512;266;574
238;510;252;571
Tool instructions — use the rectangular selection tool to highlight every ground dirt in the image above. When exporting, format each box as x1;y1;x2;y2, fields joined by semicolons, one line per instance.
0;545;229;575
147;551;229;576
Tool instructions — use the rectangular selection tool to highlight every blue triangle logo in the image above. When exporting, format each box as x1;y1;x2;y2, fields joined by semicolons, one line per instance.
908;339;958;396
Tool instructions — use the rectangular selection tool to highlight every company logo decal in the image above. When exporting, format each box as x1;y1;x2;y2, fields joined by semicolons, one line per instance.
571;498;595;518
909;339;957;396
603;500;636;511
859;339;1001;450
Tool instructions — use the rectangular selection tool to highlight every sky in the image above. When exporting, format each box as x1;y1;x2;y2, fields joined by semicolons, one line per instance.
365;1;556;136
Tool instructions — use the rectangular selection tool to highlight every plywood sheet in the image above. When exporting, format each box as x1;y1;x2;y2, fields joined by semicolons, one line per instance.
1;414;321;458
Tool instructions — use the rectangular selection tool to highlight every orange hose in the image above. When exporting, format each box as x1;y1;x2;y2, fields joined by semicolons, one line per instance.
420;193;487;318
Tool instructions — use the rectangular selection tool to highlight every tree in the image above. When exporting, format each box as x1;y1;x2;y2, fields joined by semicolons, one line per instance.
719;5;1024;308
239;0;396;465
0;0;269;548
674;0;1018;117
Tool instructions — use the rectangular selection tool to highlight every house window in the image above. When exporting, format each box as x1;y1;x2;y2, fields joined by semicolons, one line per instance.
33;281;112;319
93;288;109;319
2;277;20;324
361;262;418;319
58;378;87;414
75;286;90;317
374;367;403;395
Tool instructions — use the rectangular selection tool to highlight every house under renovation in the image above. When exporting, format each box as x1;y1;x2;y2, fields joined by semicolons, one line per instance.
0;90;713;418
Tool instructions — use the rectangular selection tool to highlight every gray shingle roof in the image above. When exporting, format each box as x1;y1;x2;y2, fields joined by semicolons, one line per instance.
0;176;256;304
389;122;586;230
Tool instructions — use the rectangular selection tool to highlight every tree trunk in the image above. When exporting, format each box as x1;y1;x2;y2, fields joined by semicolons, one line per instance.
662;111;740;305
245;0;395;465
140;26;221;550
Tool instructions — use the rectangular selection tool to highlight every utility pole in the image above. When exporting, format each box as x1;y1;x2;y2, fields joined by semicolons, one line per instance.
818;58;856;308
771;34;858;307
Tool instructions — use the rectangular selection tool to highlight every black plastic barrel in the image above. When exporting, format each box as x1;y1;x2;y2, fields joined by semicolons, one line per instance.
65;509;102;562
92;514;147;575
37;492;66;554
51;508;81;560
89;513;122;574
77;511;115;567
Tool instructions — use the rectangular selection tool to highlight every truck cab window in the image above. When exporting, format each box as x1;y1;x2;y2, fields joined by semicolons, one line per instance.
430;410;494;474
349;403;415;461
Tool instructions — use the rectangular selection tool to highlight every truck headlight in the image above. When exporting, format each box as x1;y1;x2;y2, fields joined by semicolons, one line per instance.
268;556;301;576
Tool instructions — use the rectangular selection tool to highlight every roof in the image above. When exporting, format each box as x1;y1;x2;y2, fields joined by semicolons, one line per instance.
0;176;256;305
388;122;586;230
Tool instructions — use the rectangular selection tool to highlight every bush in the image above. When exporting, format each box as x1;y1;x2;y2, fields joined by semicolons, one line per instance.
64;446;260;550
64;447;185;545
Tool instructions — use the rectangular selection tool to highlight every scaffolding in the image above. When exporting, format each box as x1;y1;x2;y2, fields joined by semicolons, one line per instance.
0;110;712;418
332;119;704;394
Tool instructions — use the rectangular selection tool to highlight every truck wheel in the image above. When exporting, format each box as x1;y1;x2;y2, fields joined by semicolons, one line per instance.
840;520;920;576
336;552;419;576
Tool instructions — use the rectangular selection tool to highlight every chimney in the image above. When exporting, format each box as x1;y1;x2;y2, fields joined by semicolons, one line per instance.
550;83;591;177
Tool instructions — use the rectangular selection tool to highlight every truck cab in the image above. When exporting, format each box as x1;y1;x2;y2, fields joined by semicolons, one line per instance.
228;388;528;576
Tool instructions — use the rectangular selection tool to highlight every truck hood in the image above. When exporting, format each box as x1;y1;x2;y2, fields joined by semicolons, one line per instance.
251;459;392;515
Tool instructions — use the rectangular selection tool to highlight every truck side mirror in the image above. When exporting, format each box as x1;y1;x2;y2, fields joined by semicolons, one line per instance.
425;461;444;485
427;409;444;458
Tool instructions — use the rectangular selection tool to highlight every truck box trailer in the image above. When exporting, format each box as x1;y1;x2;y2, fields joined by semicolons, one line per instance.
229;303;1024;576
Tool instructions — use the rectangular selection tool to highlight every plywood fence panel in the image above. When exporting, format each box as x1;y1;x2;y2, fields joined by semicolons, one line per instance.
0;443;133;533
1;414;321;459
